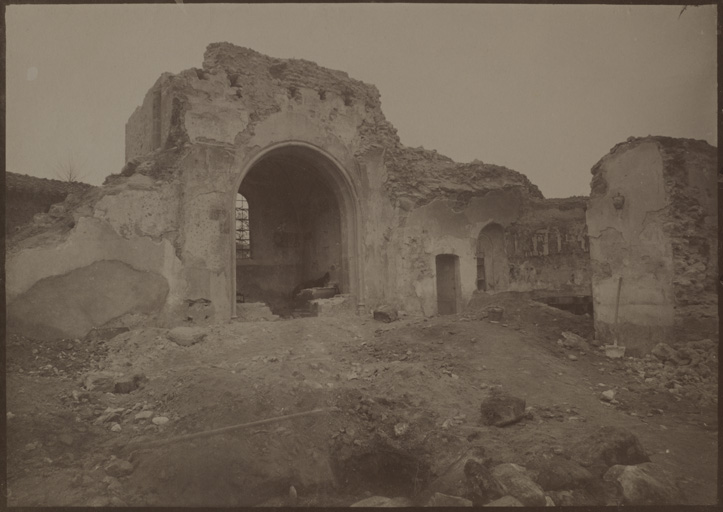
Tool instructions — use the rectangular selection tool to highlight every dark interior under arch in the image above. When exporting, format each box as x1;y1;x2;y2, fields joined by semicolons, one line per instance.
235;148;344;317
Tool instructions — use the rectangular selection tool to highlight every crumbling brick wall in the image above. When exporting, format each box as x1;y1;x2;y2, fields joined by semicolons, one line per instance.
5;172;93;234
505;197;590;295
656;137;718;341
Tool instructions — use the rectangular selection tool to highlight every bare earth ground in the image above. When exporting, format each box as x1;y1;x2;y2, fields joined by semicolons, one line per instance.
5;293;718;506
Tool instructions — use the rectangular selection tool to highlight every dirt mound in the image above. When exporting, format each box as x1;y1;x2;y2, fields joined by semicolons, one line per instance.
6;312;717;506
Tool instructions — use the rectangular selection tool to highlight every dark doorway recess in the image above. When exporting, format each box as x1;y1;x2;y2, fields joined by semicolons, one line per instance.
436;254;460;315
236;149;343;317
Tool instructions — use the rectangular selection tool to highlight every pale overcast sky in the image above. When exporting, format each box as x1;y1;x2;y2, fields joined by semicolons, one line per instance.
6;4;717;198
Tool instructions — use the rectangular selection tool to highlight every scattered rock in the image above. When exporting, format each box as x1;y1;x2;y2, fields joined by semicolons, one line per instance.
310;294;353;317
571;426;650;477
426;492;473;507
134;410;153;421
373;305;398;323
103;475;123;492
86;496;111;507
94;407;126;425
350;496;414;507
105;459;134;478
568;354;578;361
533;456;593;491
674;346;700;366
464;459;506;503
110;423;122;432
236;302;279;321
603;462;682;505
113;373;147;394
547;488;602;506
72;390;90;402
486;307;504;322
651;343;679;364
547;490;573;506
479;389;526;427
491;463;546;507
600;390;615;402
427;447;484;499
560;331;586;349
84;327;130;343
83;371;123;392
484;495;524;507
394;422;409;437
152;416;170;425
59;434;74;446
168;326;207;347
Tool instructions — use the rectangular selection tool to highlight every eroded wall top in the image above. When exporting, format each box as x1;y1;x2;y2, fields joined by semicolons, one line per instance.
124;42;544;210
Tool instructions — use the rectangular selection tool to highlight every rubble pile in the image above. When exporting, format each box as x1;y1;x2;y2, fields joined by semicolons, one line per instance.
7;310;715;506
385;145;543;211
623;340;718;406
5;172;94;235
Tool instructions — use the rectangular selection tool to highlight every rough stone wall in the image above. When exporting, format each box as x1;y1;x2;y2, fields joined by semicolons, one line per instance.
505;197;590;295
586;136;717;355
5;172;93;234
656;137;718;341
7;42;555;339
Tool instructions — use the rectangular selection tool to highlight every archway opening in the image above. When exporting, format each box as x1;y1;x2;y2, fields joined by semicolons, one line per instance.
476;224;509;293
234;145;356;318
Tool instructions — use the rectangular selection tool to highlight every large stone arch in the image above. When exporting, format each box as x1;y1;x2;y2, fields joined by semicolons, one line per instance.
228;141;363;317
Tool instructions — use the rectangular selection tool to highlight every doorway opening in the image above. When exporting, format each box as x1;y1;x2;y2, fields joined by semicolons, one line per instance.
476;255;486;291
232;144;359;318
436;254;460;315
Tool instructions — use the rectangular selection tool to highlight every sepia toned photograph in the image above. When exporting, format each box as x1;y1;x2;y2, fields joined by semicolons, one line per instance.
4;2;718;507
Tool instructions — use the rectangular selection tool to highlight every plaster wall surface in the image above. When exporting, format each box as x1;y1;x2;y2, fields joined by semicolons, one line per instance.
7;260;169;340
7;215;178;302
477;223;509;292
586;138;717;354
398;191;522;315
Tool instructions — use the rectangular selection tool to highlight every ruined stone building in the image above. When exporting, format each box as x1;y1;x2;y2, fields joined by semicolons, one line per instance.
6;43;715;355
6;43;590;340
587;137;717;355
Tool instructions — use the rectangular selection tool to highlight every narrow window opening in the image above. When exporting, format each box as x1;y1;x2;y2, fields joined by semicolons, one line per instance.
235;193;251;259
476;254;486;291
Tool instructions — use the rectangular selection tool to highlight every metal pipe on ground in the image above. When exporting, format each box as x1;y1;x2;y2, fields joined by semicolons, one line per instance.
122;407;335;453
